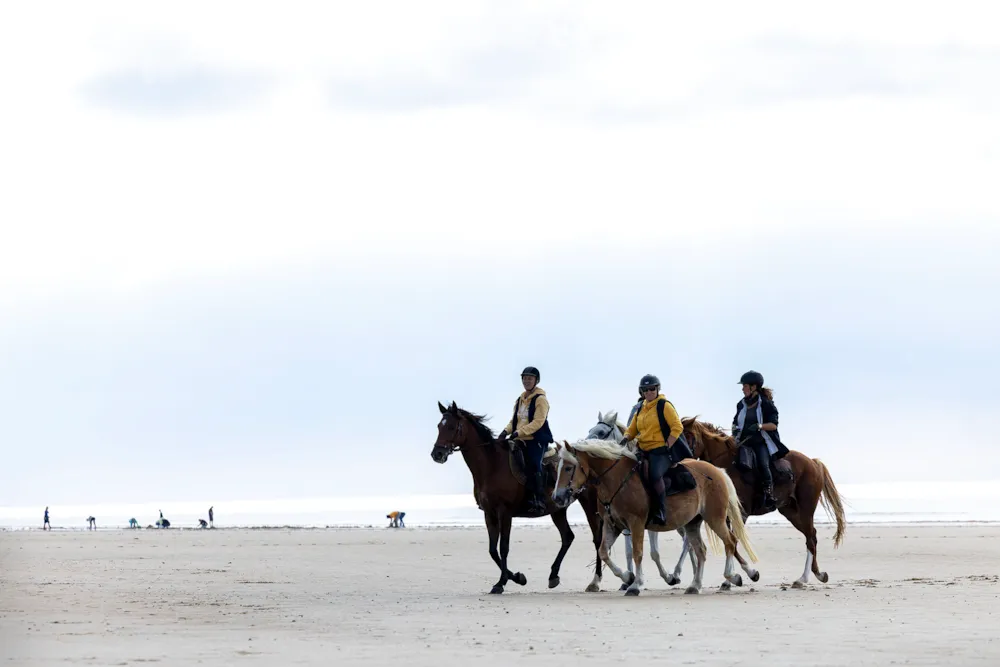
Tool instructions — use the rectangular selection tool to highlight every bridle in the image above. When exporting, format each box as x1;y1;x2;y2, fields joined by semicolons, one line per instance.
564;449;641;516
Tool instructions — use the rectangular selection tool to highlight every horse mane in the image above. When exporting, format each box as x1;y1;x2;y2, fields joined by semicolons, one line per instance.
682;416;737;450
562;438;637;464
452;403;496;443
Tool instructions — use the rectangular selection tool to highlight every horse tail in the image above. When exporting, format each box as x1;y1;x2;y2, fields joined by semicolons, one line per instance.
814;458;847;548
703;517;723;556
720;468;758;563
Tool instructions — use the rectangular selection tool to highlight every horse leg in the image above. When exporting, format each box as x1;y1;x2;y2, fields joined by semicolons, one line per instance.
580;493;604;593
598;518;629;586
484;511;507;594
667;529;689;586
620;529;634;591
683;523;708;594
780;502;825;587
547;507;575;589
624;519;645;596
649;530;671;585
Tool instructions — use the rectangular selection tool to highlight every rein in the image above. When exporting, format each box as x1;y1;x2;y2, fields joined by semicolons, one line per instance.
575;454;641;515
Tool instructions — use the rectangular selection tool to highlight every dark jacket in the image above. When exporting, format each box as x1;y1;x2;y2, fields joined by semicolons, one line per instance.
732;396;789;459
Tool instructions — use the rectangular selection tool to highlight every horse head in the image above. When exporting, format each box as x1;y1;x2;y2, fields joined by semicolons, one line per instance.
431;401;495;463
552;441;589;508
586;410;625;442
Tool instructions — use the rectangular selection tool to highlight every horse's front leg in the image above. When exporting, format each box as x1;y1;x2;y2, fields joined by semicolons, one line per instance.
598;516;629;585
491;511;524;594
624;519;645;596
484;511;505;594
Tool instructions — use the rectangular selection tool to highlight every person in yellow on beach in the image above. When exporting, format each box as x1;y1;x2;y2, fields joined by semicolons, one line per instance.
620;374;693;526
386;511;406;528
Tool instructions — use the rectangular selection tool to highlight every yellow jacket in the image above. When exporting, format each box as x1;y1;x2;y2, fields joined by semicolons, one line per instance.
623;394;683;452
503;388;550;440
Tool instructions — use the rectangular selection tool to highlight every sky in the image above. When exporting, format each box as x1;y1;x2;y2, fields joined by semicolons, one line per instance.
1;1;998;510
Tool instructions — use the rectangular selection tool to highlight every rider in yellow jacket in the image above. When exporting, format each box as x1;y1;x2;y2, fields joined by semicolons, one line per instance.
621;374;686;525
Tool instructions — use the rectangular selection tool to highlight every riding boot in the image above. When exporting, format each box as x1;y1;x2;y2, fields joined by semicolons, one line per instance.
648;488;667;527
527;472;548;516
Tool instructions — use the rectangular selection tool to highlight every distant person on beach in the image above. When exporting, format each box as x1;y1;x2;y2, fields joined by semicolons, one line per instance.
43;507;51;530
208;506;214;528
198;519;208;528
87;516;96;530
129;518;139;529
386;511;405;528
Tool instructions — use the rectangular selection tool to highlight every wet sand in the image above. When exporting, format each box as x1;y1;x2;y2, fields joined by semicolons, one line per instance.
2;523;999;666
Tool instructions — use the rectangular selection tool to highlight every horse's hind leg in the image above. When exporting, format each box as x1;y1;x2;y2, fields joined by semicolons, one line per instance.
781;499;825;588
725;516;760;582
683;523;708;594
706;515;743;591
649;530;670;584
667;529;690;586
621;530;634;590
548;508;575;589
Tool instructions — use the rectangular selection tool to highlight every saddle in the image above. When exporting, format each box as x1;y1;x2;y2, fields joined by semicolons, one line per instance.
640;459;698;497
508;442;559;489
736;445;792;481
735;444;794;512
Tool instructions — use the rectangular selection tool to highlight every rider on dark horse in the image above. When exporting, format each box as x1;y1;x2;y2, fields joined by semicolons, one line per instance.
732;370;790;510
497;366;553;516
619;374;693;527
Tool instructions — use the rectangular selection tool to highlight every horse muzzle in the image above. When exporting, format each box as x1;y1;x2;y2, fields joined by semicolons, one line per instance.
551;487;574;508
431;447;451;464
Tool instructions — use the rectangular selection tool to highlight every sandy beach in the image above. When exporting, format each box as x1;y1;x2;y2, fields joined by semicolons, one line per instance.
2;523;999;666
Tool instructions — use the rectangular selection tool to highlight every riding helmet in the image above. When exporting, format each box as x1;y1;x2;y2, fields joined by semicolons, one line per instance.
739;370;764;387
521;366;540;381
639;374;660;390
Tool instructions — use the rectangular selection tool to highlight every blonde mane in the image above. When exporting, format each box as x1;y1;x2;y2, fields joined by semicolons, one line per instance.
561;438;637;465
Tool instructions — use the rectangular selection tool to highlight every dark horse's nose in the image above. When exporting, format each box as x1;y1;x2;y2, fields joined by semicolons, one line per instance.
431;449;445;463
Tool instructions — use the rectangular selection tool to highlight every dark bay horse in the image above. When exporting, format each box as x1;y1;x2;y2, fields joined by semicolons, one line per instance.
683;418;847;587
431;401;606;594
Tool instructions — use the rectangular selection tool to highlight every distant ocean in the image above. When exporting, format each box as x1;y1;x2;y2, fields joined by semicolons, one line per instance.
3;480;1000;531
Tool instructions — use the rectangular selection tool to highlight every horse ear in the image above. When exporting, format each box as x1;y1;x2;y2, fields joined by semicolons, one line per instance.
597;411;603;421
448;401;459;414
607;411;618;424
438;401;447;414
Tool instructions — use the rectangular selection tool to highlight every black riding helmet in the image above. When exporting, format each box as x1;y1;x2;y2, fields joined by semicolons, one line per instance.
739;370;764;387
521;366;540;381
639;374;660;391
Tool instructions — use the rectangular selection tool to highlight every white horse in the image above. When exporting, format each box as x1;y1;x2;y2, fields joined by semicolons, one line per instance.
586;411;694;589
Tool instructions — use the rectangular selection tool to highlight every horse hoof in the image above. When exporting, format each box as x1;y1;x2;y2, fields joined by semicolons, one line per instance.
623;572;636;586
749;569;760;583
817;572;829;584
513;572;527;586
791;580;806;589
624;587;640;596
666;574;681;586
489;585;504;595
586;583;601;593
619;582;629;591
547;576;560;589
720;581;731;591
730;574;743;587
684;586;700;595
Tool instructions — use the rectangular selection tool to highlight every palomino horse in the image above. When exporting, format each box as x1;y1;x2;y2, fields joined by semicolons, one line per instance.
683;418;846;587
586;411;698;589
553;438;757;596
431;402;606;594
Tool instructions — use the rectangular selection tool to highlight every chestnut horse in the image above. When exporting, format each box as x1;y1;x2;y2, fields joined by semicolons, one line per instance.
431;402;606;594
553;438;757;596
682;418;846;587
